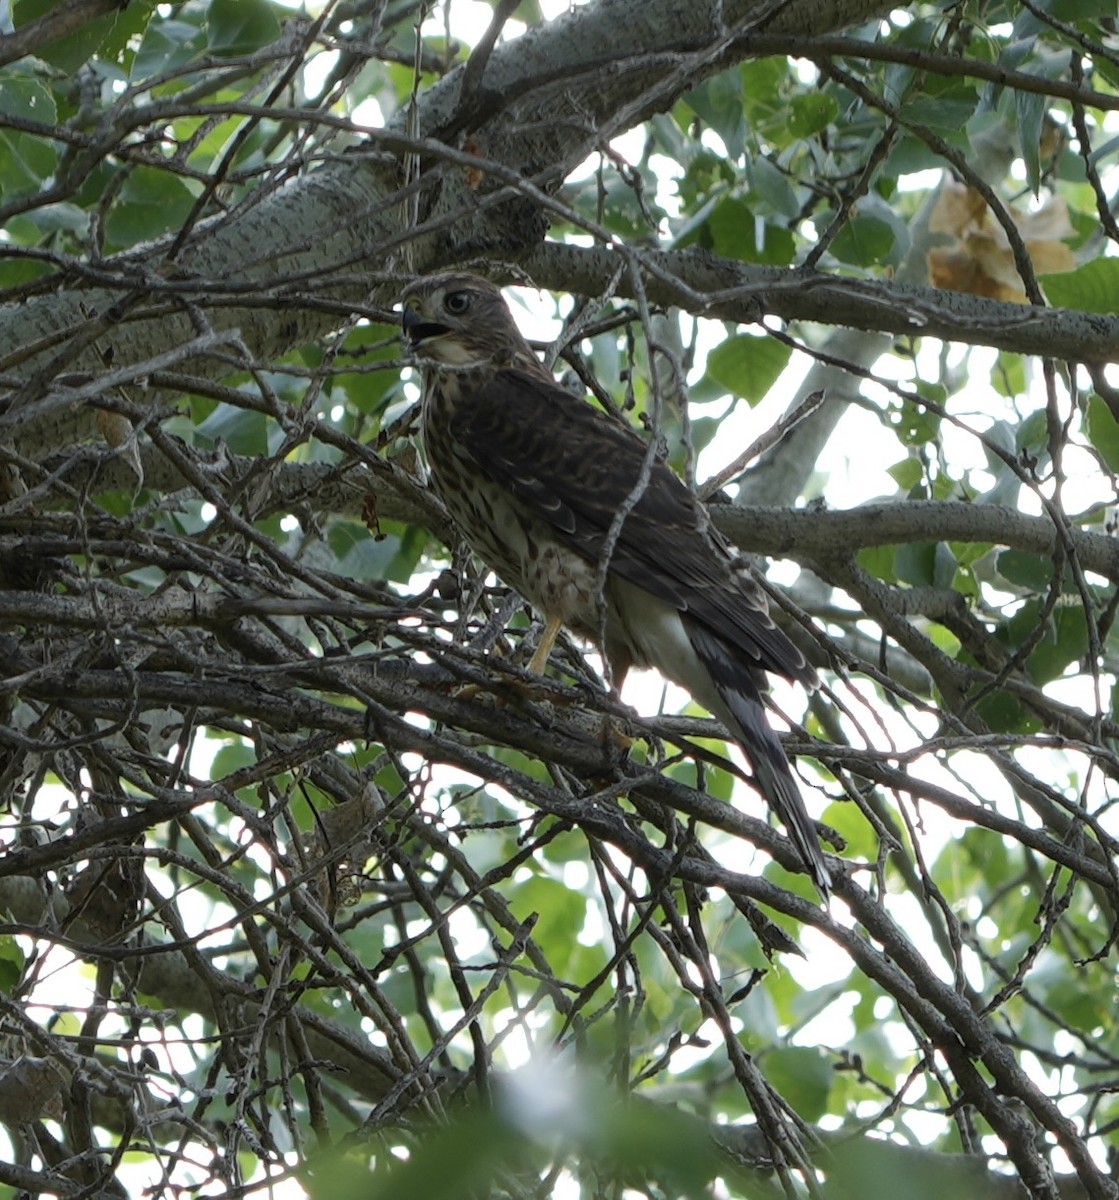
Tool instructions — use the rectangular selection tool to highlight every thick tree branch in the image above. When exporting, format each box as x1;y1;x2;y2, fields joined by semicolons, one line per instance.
0;0;896;459
32;444;1119;582
523;242;1119;361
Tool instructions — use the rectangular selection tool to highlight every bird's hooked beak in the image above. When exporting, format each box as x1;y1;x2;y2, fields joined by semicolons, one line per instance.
401;303;449;350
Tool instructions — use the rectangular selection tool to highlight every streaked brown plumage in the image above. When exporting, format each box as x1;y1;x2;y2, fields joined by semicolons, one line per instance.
400;272;831;897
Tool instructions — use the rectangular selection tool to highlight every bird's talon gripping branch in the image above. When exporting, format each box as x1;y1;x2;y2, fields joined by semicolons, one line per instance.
527;613;564;676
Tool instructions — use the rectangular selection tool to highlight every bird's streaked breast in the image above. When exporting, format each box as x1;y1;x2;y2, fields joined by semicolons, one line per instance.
421;374;604;631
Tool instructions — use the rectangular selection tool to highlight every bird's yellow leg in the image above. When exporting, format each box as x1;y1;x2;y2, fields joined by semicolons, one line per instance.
527;614;564;676
594;662;634;756
451;615;563;704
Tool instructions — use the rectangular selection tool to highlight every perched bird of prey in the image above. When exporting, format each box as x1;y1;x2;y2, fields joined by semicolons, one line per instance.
400;273;831;897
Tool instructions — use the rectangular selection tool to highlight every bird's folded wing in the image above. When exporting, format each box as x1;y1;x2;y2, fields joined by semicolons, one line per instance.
448;367;812;685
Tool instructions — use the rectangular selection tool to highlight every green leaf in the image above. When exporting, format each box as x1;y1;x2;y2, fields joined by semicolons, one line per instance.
328;521;407;582
704;334;791;404
998;549;1056;592
1042;258;1119;314
194;404;269;455
674;149;735;210
99;0;156;68
745;156;798;218
762;1047;832;1122
1087;395;1119;472
1015;87;1046;194
933;542;958;588
206;0;282;57
511;876;587;973
788;92;838;138
902;82;980;132
0;251;53;288
1016;407;1050;458
686;415;720;456
893;395;942;446
0;76;58;200
575;167;665;237
593;1098;718;1197
0;935;25;994
896;541;935;586
896;541;956;588
991;351;1026;399
1027;604;1088;685
887;456;924;492
829;212;897;267
133;16;207;80
707;196;795;265
666;755;735;800
361;1110;526;1200
857;543;896;583
211;740;256;781
990;594;1089;686
104;166;196;248
996;549;1055;591
682;69;746;160
1042;967;1110;1033
740;57;786;135
827;1132;994;1200
887;131;951;176
12;0;145;72
1029;0;1115;21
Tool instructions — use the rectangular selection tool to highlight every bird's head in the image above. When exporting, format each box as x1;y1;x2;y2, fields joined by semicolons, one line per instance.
400;273;530;367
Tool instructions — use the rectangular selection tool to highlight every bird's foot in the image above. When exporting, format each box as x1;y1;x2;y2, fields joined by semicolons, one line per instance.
561;706;637;762
602;715;634;757
451;671;571;708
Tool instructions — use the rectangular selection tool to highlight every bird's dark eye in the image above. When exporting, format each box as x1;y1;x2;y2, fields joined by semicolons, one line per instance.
444;290;472;315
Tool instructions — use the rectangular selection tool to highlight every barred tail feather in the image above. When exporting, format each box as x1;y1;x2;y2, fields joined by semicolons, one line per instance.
686;623;831;898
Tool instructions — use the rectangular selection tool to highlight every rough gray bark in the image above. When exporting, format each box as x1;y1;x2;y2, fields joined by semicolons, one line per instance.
0;0;897;460
523;242;1119;361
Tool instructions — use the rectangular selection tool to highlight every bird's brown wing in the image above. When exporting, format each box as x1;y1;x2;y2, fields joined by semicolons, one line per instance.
446;367;812;685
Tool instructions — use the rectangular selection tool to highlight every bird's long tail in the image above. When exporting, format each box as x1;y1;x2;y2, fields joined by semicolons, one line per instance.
686;623;831;898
